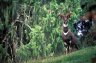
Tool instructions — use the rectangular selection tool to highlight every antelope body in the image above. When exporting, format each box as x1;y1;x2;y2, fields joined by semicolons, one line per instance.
59;12;78;54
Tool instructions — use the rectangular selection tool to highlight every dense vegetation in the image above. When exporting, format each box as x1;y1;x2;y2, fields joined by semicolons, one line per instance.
0;0;96;63
25;46;96;63
16;0;81;61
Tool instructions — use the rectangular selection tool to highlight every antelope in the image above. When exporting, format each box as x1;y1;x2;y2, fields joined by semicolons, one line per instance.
59;12;79;54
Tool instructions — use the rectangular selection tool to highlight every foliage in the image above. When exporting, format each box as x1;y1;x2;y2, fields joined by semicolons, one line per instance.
24;46;96;63
1;0;96;63
16;0;82;62
80;0;96;12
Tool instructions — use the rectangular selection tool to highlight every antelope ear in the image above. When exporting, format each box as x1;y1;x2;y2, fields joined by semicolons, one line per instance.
66;12;72;18
58;14;65;19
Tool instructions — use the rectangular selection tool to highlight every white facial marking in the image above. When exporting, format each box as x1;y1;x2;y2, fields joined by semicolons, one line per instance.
63;24;68;27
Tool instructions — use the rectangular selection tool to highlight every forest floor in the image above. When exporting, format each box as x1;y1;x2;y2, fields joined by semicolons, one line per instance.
23;46;96;63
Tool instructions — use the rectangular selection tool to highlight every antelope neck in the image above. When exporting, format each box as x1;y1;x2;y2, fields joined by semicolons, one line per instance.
63;30;69;36
63;23;69;35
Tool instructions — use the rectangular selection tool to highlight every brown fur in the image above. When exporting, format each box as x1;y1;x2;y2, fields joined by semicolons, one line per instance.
59;12;78;54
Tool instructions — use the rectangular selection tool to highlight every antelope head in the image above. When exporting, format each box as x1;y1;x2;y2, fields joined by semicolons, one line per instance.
59;12;72;24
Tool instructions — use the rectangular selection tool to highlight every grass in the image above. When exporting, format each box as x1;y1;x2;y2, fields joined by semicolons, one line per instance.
23;46;96;63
